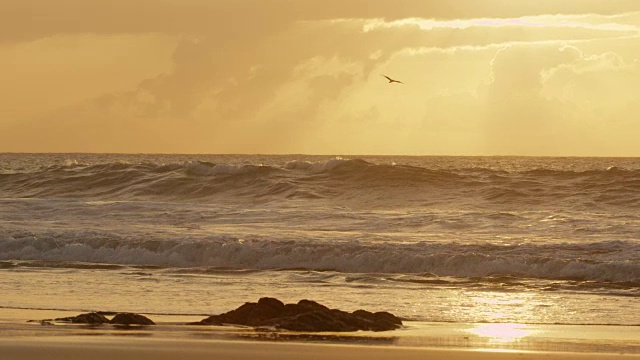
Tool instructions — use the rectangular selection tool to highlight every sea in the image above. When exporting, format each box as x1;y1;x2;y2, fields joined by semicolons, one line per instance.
0;153;639;329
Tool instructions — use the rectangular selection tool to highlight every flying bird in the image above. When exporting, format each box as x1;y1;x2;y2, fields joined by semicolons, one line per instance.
381;74;404;84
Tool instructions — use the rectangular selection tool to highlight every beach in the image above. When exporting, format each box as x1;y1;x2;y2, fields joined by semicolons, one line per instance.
3;337;640;360
0;336;640;360
1;307;639;359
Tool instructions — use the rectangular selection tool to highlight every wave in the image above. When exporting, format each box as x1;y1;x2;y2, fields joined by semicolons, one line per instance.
1;234;638;285
2;157;640;209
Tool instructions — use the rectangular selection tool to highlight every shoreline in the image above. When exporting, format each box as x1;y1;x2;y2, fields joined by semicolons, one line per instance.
1;308;639;356
2;337;640;360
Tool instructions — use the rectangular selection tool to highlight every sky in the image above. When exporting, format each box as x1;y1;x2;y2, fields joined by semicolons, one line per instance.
1;0;640;156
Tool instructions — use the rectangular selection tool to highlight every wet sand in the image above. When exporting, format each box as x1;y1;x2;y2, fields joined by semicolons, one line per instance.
2;337;640;360
1;308;639;359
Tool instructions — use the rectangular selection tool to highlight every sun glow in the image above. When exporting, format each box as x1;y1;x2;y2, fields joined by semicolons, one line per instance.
3;1;640;155
468;323;537;344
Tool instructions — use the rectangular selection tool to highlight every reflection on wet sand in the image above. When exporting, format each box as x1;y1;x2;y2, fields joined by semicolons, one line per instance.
468;323;536;344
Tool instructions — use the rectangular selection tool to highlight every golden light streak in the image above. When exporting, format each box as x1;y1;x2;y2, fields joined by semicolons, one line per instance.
360;15;640;33
468;323;537;344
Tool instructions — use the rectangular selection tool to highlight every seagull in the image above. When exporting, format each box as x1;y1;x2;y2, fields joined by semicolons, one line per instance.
381;74;404;84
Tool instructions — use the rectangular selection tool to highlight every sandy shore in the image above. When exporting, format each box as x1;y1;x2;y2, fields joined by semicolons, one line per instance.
1;308;638;359
2;337;640;360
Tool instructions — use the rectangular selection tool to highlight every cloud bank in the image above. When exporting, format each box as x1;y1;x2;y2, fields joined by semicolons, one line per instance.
1;1;640;155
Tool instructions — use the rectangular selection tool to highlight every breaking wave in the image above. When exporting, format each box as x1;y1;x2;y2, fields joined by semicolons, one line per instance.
1;232;638;286
2;157;640;209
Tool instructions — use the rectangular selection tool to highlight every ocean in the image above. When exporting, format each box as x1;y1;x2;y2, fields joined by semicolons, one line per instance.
0;154;639;327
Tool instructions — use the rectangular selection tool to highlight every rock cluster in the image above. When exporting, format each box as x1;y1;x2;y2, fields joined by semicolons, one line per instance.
55;312;110;324
111;313;156;325
55;312;155;325
36;298;402;332
192;297;402;332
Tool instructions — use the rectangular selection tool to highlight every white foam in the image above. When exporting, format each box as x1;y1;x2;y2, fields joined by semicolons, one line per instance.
183;161;272;176
284;157;351;173
1;235;638;283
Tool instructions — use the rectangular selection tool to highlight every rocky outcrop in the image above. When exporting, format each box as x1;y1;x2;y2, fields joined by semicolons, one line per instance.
48;312;154;325
34;299;399;331
110;313;155;325
192;297;402;332
55;312;110;324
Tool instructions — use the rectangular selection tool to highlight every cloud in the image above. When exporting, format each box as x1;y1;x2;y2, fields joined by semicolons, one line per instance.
542;51;640;107
2;1;640;154
419;43;640;156
3;0;640;44
37;13;637;124
0;33;176;121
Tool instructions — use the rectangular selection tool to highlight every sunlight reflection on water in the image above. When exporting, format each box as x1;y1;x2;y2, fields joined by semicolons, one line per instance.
468;323;536;343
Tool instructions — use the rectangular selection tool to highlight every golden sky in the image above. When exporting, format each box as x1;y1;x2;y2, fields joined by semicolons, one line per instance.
2;0;640;155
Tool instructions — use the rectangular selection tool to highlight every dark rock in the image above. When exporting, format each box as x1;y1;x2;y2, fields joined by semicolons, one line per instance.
258;297;285;310
273;310;356;332
197;297;285;326
110;313;155;325
295;299;329;312
351;310;403;331
55;312;110;324
96;311;118;316
193;298;402;332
